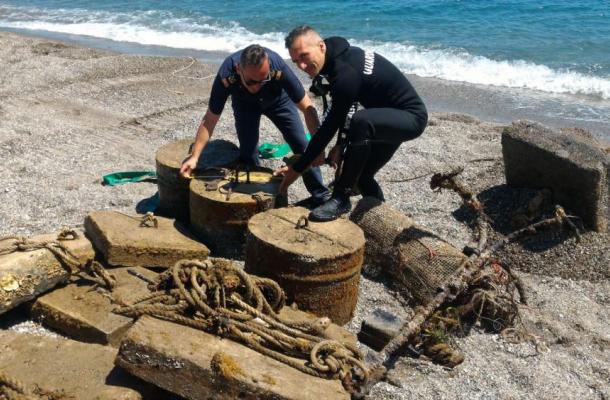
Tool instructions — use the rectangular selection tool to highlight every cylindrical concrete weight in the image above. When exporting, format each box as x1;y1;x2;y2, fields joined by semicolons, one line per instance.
245;207;365;325
189;168;279;257
156;139;239;221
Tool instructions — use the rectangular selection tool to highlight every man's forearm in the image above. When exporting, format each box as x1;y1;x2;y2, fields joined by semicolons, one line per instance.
190;110;219;160
190;121;210;160
303;105;320;136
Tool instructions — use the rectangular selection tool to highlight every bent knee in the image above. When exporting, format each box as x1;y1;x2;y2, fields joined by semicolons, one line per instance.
348;112;374;143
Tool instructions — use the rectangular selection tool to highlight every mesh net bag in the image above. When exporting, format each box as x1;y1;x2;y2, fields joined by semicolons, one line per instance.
350;197;415;265
351;197;470;304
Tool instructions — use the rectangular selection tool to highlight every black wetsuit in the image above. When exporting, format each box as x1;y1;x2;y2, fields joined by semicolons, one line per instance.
292;37;427;200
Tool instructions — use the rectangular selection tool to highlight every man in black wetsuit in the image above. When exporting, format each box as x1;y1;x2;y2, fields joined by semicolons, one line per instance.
277;26;428;221
180;44;329;205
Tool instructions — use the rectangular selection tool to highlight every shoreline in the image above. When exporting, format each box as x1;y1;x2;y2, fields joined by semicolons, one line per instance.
5;26;610;140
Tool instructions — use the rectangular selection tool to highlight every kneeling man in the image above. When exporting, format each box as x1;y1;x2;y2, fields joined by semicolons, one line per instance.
181;44;330;205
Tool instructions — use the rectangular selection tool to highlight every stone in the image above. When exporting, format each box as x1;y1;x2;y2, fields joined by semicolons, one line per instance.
0;330;166;399
358;308;407;351
246;207;365;325
190;167;279;257
278;306;357;344
84;210;209;268
0;230;95;315
502;120;610;232
156;139;239;221
116;316;350;400
31;266;158;346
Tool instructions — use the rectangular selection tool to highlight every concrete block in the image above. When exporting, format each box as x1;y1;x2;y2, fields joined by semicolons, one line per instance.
502;121;610;231
358;308;407;351
31;267;158;346
0;230;95;315
84;211;209;268
278;307;357;344
116;316;350;400
0;330;166;400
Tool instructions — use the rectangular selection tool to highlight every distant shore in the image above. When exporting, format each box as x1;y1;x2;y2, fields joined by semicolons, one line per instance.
4;26;610;140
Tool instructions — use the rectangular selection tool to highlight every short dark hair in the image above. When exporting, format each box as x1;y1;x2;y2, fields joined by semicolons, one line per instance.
284;25;315;49
240;44;267;67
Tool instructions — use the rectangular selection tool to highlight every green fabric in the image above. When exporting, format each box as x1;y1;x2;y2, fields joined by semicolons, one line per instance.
258;133;312;159
102;171;157;186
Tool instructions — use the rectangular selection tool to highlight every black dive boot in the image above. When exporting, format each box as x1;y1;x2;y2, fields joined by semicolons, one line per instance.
309;141;371;222
309;192;351;222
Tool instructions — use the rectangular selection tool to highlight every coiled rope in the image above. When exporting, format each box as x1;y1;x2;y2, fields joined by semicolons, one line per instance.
114;258;368;391
0;228;115;290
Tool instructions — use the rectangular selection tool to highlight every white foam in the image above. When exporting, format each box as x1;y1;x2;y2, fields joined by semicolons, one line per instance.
1;5;609;100
353;40;610;100
0;20;288;55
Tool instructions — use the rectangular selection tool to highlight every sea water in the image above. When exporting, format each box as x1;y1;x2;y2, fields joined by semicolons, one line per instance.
1;0;609;138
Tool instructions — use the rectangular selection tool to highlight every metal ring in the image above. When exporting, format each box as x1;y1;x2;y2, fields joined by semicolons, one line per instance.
295;215;309;229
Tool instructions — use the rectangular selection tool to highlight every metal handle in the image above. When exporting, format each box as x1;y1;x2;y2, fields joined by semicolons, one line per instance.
295;215;309;229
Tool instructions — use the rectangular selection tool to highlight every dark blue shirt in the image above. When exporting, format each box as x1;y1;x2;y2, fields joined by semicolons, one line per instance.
208;48;305;114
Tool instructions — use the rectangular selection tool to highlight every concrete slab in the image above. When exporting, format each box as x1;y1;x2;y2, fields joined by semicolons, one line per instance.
84;211;209;268
31;267;158;346
0;330;167;400
502;121;610;231
116;316;350;400
278;307;356;344
358;309;407;351
0;230;95;315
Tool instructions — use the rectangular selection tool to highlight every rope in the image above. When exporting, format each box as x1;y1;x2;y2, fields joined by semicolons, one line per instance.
0;232;115;291
113;211;158;228
0;371;35;400
139;212;158;228
0;370;65;400
113;258;368;392
170;57;215;81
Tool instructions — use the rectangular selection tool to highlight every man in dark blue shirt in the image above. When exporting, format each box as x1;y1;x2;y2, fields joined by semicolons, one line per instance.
180;44;329;204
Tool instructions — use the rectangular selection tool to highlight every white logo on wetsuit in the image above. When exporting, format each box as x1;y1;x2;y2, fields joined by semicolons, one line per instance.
343;103;358;130
363;51;375;75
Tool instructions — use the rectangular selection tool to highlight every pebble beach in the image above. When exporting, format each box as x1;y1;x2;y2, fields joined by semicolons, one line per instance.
1;30;609;399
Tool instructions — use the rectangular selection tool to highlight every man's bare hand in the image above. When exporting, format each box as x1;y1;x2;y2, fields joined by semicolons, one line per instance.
274;165;301;194
179;156;198;178
327;144;342;169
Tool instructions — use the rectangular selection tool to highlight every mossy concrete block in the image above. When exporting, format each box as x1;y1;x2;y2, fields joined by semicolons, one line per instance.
246;207;365;325
84;211;209;268
278;306;357;344
358;308;407;351
31;267;158;346
0;230;95;315
116;316;350;400
0;330;165;400
502;121;610;232
190;168;279;258
156;139;239;221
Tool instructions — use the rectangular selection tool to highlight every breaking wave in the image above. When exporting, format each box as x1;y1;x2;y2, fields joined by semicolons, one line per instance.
1;4;609;99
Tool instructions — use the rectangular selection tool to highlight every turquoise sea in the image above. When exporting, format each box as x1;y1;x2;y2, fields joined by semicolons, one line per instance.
1;0;609;138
